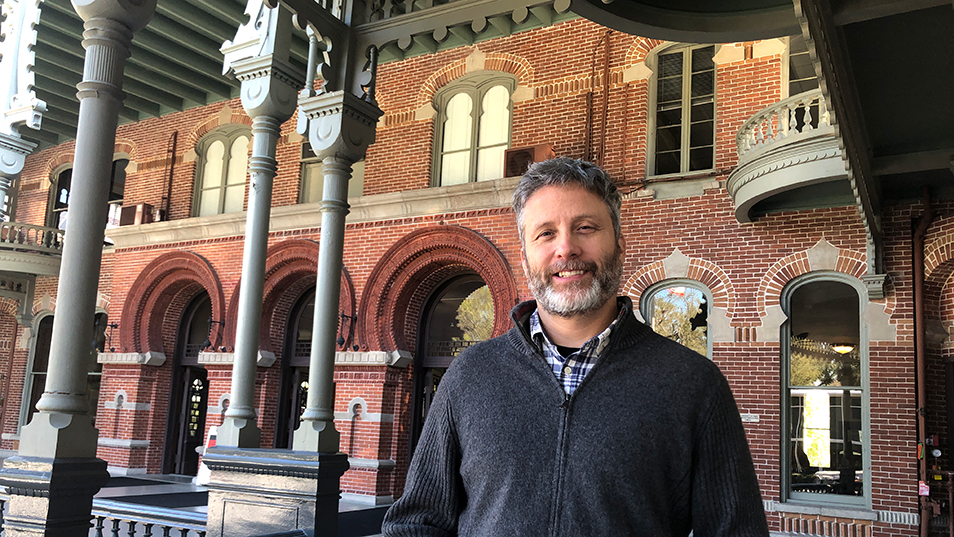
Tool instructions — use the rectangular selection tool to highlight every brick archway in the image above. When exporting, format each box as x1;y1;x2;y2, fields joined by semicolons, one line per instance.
756;245;867;317
358;225;518;353
622;251;737;320
120;251;225;354
223;240;355;354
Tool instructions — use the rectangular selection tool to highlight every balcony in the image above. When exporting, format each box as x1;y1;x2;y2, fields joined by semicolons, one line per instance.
727;90;852;223
0;222;63;277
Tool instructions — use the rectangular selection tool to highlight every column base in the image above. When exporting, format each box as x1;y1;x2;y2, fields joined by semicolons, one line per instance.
0;455;109;537
202;447;349;537
18;411;100;459
292;419;340;453
215;416;261;448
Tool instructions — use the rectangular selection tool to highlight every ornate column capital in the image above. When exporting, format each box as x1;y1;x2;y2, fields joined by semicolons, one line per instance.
71;0;156;32
232;54;304;123
301;90;382;163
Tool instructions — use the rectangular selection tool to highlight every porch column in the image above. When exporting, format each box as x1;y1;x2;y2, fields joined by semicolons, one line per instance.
0;0;155;534
293;91;381;453
216;6;302;448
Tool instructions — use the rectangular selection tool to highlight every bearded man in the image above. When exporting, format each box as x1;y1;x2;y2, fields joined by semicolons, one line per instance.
383;158;768;537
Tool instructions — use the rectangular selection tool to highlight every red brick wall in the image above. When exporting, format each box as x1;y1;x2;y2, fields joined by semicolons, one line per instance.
2;16;939;535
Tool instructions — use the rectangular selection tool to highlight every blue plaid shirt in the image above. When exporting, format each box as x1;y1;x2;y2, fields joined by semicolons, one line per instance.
529;304;626;395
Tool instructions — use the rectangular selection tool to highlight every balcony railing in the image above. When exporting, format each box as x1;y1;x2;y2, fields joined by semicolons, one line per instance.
0;222;64;255
727;88;847;223
735;89;830;159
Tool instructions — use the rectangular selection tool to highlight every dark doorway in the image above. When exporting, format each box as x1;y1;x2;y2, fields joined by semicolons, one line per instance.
162;294;211;476
276;290;315;449
411;274;494;452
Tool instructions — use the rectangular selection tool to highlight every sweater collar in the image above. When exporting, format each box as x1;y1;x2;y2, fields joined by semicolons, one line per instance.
509;296;648;355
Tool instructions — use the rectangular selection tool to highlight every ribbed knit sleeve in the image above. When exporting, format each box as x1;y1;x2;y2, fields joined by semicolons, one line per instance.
382;380;462;537
691;374;770;537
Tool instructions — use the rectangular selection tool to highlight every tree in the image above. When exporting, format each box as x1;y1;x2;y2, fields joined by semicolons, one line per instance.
650;287;707;356
456;285;494;342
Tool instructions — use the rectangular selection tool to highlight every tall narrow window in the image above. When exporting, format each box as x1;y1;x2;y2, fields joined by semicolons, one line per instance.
433;74;515;186
194;126;250;217
784;277;866;505
652;45;716;176
48;160;128;230
641;280;710;358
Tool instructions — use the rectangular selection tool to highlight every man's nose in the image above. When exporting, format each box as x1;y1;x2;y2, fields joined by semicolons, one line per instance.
553;232;581;259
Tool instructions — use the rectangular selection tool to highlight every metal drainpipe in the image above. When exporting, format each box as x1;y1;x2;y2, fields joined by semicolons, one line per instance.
915;187;933;537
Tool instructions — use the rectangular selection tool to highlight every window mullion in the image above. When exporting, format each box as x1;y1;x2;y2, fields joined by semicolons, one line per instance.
469;87;481;181
680;49;693;172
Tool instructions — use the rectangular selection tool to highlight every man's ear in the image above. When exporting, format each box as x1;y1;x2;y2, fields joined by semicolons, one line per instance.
618;234;626;256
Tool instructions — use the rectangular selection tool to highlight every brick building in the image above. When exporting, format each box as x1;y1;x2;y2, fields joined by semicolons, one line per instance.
0;0;952;536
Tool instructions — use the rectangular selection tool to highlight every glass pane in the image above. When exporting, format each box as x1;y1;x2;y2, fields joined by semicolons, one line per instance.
648;286;707;356
688;147;713;171
301;162;323;203
198;189;221;217
691;71;714;98
443;93;473;152
27;373;46;424
476;145;505;182
227;136;250;185
655;151;680;176
426;279;492;362
350;160;366;198
657;108;682;127
691;102;714;122
791;389;863;496
655;126;681;152
223;184;245;214
110;159;128;202
657;51;683;78
691;46;715;72
33;316;54;373
456;285;494;342
657;77;683;104
202;140;225;188
789;281;860;388
690;121;714;148
440;151;470;186
87;375;101;426
478;85;509;146
55;169;71;209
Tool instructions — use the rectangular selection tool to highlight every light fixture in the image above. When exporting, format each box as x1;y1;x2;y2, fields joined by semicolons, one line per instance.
832;344;855;354
337;310;359;351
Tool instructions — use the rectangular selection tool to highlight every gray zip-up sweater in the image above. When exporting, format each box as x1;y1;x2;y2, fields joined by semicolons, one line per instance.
383;298;768;536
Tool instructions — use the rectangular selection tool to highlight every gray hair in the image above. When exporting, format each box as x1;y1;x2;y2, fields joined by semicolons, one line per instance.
512;157;622;244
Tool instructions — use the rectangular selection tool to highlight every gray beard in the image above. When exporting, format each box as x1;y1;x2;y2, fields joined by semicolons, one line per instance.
528;250;623;318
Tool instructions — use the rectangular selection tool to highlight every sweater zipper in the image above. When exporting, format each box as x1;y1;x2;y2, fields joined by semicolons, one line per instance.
550;391;571;537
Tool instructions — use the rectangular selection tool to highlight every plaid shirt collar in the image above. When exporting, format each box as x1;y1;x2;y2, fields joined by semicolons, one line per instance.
529;301;627;395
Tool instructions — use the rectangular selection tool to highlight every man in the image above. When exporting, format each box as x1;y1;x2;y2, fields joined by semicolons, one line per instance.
383;158;768;536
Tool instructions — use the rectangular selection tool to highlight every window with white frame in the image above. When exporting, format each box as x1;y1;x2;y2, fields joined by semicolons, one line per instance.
783;275;866;505
299;142;365;203
48;159;128;230
24;312;104;427
640;279;710;358
432;73;515;186
193;126;250;217
651;44;716;176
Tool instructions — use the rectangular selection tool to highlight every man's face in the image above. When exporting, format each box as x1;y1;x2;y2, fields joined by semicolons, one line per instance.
520;184;624;318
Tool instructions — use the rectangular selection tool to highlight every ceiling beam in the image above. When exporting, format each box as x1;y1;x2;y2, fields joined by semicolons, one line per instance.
874;149;954;176
142;13;228;65
831;0;950;25
179;0;247;28
155;0;239;42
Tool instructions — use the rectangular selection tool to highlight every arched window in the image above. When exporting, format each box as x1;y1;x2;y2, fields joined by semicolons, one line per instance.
47;159;128;230
648;44;716;176
640;279;711;358
432;73;516;186
782;273;867;505
299;141;365;203
193;126;250;217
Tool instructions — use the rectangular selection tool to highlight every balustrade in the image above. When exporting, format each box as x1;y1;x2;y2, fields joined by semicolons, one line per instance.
735;89;830;159
0;221;64;255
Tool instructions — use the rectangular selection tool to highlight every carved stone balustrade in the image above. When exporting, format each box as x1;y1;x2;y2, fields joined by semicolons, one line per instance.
727;89;848;223
0;221;64;276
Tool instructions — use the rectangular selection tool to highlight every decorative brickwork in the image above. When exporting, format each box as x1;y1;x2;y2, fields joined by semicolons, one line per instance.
358;224;518;353
120;251;225;354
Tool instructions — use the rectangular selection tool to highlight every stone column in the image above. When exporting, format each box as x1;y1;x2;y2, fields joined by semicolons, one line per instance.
216;6;302;448
0;0;155;535
293;90;381;453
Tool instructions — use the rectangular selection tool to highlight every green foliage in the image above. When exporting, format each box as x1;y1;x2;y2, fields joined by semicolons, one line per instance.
456;285;494;342
650;287;707;356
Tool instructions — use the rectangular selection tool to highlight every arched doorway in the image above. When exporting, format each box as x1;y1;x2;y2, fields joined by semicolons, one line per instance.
411;274;494;450
276;289;315;449
162;293;211;476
